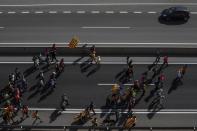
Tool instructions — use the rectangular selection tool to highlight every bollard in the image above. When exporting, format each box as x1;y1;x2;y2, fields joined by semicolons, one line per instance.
194;126;196;131
20;126;23;129
150;127;152;131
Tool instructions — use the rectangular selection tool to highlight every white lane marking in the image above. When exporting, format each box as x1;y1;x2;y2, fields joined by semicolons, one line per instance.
81;26;130;29
49;11;57;14
1;43;197;48
21;11;30;14
0;12;3;14
119;11;128;14
35;11;44;14
105;11;114;14
190;12;197;14
0;27;4;29
8;11;16;14
91;11;100;14
2;108;197;114
1;43;197;45
0;62;196;65
133;11;142;14
77;11;85;14
2;3;197;6
63;11;71;14
147;11;157;14
97;83;155;86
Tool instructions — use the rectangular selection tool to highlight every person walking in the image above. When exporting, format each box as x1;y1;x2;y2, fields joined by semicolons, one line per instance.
91;117;98;127
60;93;69;110
21;105;29;120
162;55;168;68
126;56;133;68
50;44;58;62
181;64;188;78
176;69;183;84
32;110;42;123
156;88;165;109
89;101;96;115
15;67;21;81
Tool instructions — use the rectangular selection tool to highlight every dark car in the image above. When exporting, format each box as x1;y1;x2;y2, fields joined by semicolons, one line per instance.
160;6;190;21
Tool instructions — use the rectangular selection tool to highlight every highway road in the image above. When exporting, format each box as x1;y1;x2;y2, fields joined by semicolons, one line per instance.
0;5;197;43
0;59;196;109
0;57;197;128
1;0;197;5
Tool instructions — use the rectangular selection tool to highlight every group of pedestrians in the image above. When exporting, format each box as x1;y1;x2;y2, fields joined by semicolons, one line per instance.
33;44;66;91
104;53;188;127
0;44;68;125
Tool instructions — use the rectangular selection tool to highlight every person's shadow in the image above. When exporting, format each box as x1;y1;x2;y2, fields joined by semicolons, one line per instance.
49;109;62;123
147;96;163;119
168;78;182;94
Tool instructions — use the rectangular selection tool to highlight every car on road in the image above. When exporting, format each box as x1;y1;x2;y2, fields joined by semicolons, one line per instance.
160;6;190;22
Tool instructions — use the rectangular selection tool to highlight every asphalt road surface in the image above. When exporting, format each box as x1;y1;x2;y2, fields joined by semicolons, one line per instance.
0;13;197;43
0;61;196;109
0;4;197;43
1;0;197;5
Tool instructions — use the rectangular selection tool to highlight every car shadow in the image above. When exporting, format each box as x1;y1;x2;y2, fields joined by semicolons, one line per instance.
158;16;188;25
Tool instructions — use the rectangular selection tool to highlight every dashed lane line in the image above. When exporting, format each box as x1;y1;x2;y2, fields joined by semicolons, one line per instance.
105;11;114;14
81;26;131;29
21;11;30;14
35;11;44;14
48;11;57;14
8;11;16;14
133;11;142;14
1;11;197;14
91;11;100;14
119;11;128;14
76;11;85;14
63;11;71;13
190;12;197;14
147;11;157;14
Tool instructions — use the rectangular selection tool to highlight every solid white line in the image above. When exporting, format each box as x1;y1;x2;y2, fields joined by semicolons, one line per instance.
8;11;16;14
147;11;157;14
0;27;4;29
190;12;197;14
77;11;85;14
2;108;196;114
21;11;30;14
105;11;114;14
133;11;142;14
35;11;44;14
1;43;197;48
0;61;196;65
119;11;128;14
49;11;57;14
1;43;197;45
97;83;155;86
91;11;100;14
63;11;71;14
81;26;130;29
1;3;197;6
0;12;3;14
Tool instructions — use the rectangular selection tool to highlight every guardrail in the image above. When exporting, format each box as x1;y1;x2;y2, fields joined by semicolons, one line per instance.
0;125;196;131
